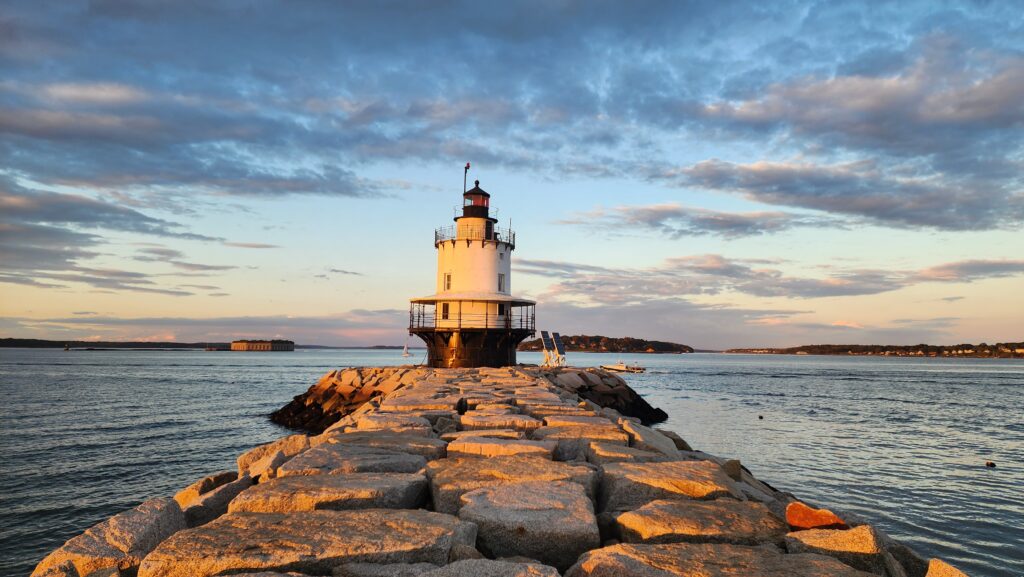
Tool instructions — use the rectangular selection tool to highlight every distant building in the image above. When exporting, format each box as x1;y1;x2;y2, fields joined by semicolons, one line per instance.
230;339;295;352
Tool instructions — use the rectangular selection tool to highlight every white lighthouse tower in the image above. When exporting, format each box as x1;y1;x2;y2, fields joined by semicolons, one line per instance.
409;179;536;367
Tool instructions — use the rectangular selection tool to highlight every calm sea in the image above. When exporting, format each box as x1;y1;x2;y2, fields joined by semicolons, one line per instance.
0;348;1020;577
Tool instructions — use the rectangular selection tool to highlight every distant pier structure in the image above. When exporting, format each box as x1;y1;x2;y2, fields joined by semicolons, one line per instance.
409;179;536;368
230;339;295;352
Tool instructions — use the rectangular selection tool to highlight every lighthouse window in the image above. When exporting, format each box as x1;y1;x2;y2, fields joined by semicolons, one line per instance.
498;273;505;292
499;252;504;260
441;303;449;320
444;273;451;291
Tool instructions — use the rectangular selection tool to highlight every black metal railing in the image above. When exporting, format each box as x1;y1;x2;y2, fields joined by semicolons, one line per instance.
409;302;535;332
435;225;515;248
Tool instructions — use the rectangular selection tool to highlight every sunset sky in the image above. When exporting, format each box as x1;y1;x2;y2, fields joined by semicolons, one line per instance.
2;1;1022;348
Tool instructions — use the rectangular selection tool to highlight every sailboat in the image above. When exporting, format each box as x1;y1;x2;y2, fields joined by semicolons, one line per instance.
402;343;412;358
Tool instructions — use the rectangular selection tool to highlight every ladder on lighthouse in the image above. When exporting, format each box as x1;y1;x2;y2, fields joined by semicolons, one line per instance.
541;331;566;367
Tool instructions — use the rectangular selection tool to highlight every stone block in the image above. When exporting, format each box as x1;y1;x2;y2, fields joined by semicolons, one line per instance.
355;413;433;436
458;413;543;432
228;473;427;512
33;498;185;577
658;430;693;451
785;525;887;574
183;474;253;527
616;499;788;545
277;443;426;476
532;425;630;461
618;420;680;458
785;501;848;530
584;441;668;465
325;431;447;460
459;481;600;571
542;415;614;427
426;456;599;515
237;435;310;476
925;559;969;577
138;509;477;577
599;461;743;512
565;542;874;577
441;429;524;442
173;471;237;509
447;437;556;459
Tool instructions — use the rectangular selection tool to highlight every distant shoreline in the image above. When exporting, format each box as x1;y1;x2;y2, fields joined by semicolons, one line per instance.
0;339;425;351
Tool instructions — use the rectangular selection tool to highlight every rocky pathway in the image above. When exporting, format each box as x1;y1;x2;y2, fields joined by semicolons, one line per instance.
32;366;969;577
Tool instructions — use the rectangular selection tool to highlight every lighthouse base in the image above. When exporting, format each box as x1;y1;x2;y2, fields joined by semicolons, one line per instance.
410;328;532;368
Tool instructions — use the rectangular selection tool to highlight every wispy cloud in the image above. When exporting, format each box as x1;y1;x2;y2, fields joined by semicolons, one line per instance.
519;255;1024;304
223;242;279;249
559;202;834;239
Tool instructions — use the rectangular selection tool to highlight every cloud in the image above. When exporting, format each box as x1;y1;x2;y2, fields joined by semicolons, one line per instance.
914;259;1024;282
0;180;219;240
41;82;150;105
0;2;1020;233
519;254;1024;305
662;36;1024;231
535;300;958;350
659;158;1024;231
327;268;363;276
559;202;834;238
224;242;279;249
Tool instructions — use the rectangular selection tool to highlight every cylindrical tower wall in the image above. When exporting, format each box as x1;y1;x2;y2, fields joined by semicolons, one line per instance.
436;217;513;295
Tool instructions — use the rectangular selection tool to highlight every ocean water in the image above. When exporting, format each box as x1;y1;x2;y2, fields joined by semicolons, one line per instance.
0;349;1020;577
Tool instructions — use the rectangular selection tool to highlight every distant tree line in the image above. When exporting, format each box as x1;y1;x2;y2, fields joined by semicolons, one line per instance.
519;334;693;353
0;338;225;349
726;342;1024;358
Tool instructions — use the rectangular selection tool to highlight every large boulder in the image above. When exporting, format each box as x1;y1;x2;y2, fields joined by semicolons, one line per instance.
584;441;669;465
325;431;447;460
426;456;599;515
354;413;433;437
599;461;743;512
458;413;543;433
618;420;680;458
236;435;310;476
785;501;848;530
228;473;427;512
173;471;237;509
33;498;185;577
532;425;630;461
785;525;887;574
277;443;426;476
565;542;875;577
138;509;477;577
925;559;970;577
183;474;253;527
441;429;524;441
447;437;556;459
615;499;788;545
458;481;600;571
542;415;612;427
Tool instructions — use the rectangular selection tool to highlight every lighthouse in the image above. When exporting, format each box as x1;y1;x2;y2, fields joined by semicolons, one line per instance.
409;180;536;368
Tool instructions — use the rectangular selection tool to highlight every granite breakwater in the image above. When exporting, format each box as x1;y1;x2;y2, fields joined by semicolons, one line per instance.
32;365;970;577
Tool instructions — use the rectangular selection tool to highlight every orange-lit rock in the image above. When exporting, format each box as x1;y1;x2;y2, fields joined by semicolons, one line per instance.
785;501;849;530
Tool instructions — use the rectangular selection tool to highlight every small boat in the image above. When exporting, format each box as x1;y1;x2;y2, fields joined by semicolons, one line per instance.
601;361;645;373
402;344;412;358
